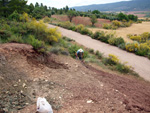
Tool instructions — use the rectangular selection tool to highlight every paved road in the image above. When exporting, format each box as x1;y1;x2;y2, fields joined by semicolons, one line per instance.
47;24;150;81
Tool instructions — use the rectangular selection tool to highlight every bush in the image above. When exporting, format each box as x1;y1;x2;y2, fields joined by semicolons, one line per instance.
28;20;61;44
130;35;141;42
141;32;150;42
8;11;20;21
102;23;112;29
102;54;119;65
112;20;121;27
89;49;94;53
108;37;117;45
0;30;12;40
58;21;74;29
50;47;64;55
118;43;126;50
92;31;103;39
8;35;23;43
116;63;132;73
115;37;125;46
43;16;51;23
19;13;29;22
26;35;46;51
100;34;111;43
95;50;103;59
136;43;150;56
125;42;139;52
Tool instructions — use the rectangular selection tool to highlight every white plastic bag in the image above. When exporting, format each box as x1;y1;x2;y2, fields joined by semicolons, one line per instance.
37;97;53;113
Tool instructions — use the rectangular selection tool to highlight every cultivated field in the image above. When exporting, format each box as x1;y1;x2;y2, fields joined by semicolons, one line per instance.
51;15;111;27
89;22;150;42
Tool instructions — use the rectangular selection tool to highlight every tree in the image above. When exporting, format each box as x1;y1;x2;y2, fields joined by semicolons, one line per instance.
67;10;77;22
35;2;39;7
0;0;10;17
90;14;97;26
92;10;100;14
65;5;69;13
41;3;43;7
0;0;28;17
28;3;34;14
117;13;129;21
128;14;138;21
32;7;46;19
8;0;28;14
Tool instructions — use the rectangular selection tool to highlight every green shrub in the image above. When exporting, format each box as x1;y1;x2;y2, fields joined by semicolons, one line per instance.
100;34;111;43
26;35;46;51
115;37;125;46
89;48;94;53
63;36;75;42
8;35;23;43
0;30;12;40
95;50;103;59
92;31;102;39
118;43;126;50
50;47;63;55
116;63;132;73
108;37;117;45
8;11;20;21
58;21;74;29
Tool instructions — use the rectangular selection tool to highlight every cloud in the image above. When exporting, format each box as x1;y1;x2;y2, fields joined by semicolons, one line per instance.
27;0;130;8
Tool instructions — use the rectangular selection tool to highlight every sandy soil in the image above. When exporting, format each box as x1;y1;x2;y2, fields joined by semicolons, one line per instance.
88;22;150;42
0;43;150;113
47;24;150;82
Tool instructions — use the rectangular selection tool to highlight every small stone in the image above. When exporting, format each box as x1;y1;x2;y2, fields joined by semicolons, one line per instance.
59;96;61;99
23;83;26;88
87;100;93;103
14;84;18;87
101;84;104;87
18;79;21;82
21;90;23;94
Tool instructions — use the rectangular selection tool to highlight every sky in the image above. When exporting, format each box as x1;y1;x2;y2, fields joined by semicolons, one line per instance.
27;0;130;8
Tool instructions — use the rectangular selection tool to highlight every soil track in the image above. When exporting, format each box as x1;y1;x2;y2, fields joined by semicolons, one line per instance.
47;24;150;82
0;43;150;113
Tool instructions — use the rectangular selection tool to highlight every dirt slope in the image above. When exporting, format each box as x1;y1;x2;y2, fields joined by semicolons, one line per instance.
47;24;150;82
0;43;150;113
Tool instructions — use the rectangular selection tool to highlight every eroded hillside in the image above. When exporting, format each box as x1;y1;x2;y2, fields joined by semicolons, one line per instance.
0;43;150;113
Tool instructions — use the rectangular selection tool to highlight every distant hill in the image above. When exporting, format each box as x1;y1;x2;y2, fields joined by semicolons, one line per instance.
73;0;150;11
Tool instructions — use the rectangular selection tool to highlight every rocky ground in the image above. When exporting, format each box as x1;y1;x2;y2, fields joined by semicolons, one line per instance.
0;43;150;113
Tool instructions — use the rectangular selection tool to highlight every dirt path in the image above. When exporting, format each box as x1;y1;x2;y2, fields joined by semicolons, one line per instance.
48;24;150;81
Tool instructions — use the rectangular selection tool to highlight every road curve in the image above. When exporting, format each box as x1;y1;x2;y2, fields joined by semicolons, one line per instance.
47;24;150;81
